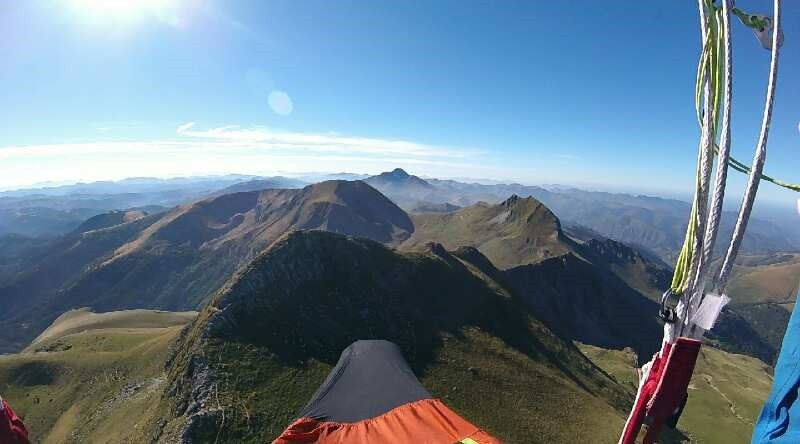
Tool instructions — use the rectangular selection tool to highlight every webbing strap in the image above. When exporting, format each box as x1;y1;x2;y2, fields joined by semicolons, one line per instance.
619;339;702;444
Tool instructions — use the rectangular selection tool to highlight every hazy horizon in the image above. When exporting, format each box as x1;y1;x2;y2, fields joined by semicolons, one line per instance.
4;167;797;213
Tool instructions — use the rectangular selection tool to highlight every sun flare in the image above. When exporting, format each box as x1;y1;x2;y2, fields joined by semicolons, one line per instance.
68;0;177;23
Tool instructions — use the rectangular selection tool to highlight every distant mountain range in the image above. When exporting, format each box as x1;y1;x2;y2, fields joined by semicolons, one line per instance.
366;169;800;262
0;175;264;197
0;175;306;237
3;169;797;264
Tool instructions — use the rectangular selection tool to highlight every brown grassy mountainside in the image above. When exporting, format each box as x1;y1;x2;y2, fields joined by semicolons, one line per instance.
402;195;569;268
0;180;413;353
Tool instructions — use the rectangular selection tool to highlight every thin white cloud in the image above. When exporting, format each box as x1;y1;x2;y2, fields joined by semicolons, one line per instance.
174;123;476;158
176;121;196;134
553;153;580;161
0;124;487;189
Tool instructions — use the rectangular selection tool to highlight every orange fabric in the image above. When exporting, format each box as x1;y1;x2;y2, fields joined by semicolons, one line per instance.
273;398;501;444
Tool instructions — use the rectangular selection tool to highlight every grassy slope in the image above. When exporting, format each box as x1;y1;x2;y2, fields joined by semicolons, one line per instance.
580;344;773;443
727;253;800;306
162;329;630;443
705;253;800;364
30;308;197;348
0;311;195;443
420;330;628;443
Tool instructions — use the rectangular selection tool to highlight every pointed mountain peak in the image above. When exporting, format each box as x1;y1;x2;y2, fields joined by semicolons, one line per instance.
389;168;410;179
497;194;552;218
367;169;432;188
501;194;522;207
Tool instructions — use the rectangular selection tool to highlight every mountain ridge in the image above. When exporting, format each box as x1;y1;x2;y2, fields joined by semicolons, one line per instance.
364;169;800;261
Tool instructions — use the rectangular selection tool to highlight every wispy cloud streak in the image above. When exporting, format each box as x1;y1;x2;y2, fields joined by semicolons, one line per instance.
175;123;473;158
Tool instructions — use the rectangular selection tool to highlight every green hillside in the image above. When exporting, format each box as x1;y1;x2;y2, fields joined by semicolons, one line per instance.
727;253;800;307
704;253;800;364
29;308;197;348
580;344;773;443
0;309;196;443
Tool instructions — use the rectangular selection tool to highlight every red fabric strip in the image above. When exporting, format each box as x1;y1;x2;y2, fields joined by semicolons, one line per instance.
0;400;30;444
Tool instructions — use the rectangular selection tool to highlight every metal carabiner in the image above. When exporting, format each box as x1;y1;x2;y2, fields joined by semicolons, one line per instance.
659;289;678;323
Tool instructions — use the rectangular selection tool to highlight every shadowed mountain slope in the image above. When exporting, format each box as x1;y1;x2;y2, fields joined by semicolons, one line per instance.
0;214;163;352
506;254;662;358
0;234;53;281
144;230;634;443
574;236;672;301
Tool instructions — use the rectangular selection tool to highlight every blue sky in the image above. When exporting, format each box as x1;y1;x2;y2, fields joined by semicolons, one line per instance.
1;0;798;204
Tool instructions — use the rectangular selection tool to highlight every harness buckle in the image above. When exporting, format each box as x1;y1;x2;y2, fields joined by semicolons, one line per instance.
659;290;678;324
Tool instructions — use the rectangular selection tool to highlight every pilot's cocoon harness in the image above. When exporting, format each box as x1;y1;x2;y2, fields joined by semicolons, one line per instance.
273;340;499;444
